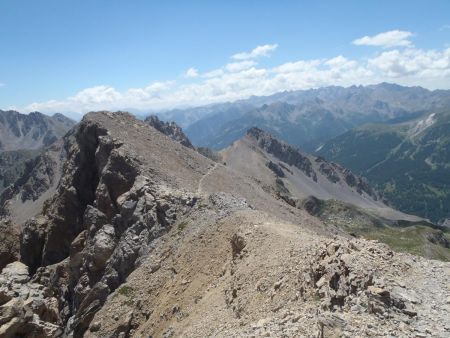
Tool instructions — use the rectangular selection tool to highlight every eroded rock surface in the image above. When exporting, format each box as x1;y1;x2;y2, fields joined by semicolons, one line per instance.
0;262;63;337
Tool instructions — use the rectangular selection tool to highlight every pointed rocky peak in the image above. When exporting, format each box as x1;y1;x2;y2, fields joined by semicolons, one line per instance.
246;126;267;140
245;127;316;179
145;114;194;149
245;127;307;157
51;112;76;125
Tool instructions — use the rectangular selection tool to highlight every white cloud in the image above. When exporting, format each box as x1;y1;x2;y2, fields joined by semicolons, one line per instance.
184;67;199;78
225;60;257;72
273;60;322;73
126;81;174;100
202;69;224;78
325;55;357;69
368;48;450;78
72;86;122;104
353;30;413;48
232;44;278;60
20;41;450;114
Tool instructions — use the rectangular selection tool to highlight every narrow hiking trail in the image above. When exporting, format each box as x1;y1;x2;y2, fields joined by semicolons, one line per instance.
197;163;219;194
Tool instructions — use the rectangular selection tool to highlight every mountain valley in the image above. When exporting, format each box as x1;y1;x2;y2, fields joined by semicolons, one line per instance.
317;110;450;223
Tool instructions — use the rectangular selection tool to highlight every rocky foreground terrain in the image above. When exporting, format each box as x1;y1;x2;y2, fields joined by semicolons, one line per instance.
0;112;449;337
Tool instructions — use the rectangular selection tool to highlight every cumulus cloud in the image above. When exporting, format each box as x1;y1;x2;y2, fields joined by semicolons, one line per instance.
353;30;413;48
20;40;450;114
325;55;357;69
184;67;199;78
232;44;278;60
368;47;450;78
26;81;174;113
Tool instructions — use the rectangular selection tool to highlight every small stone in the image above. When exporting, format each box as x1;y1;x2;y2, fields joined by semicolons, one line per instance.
274;280;282;290
90;322;101;332
256;318;268;328
403;305;417;317
316;276;327;288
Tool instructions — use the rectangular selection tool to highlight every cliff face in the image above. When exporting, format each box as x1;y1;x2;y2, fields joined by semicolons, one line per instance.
0;112;449;338
2;112;204;336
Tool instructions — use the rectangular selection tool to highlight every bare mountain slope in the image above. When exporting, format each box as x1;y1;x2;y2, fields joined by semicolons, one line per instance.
0;112;449;338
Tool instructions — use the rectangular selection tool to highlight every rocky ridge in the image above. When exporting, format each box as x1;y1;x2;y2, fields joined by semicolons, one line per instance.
246;127;382;202
86;208;450;338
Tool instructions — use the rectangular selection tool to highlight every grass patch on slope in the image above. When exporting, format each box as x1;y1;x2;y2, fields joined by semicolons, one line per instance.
314;199;450;261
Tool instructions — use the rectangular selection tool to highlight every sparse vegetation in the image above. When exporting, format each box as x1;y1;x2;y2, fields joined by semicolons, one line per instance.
117;285;134;298
177;221;189;232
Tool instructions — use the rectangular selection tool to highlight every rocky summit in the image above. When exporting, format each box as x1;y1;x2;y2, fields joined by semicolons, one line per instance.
0;111;449;338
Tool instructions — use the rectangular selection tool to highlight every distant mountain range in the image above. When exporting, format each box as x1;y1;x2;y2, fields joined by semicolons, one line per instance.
156;83;450;151
0;110;74;151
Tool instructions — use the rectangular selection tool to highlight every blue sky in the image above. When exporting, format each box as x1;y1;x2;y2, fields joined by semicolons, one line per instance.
1;0;449;114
